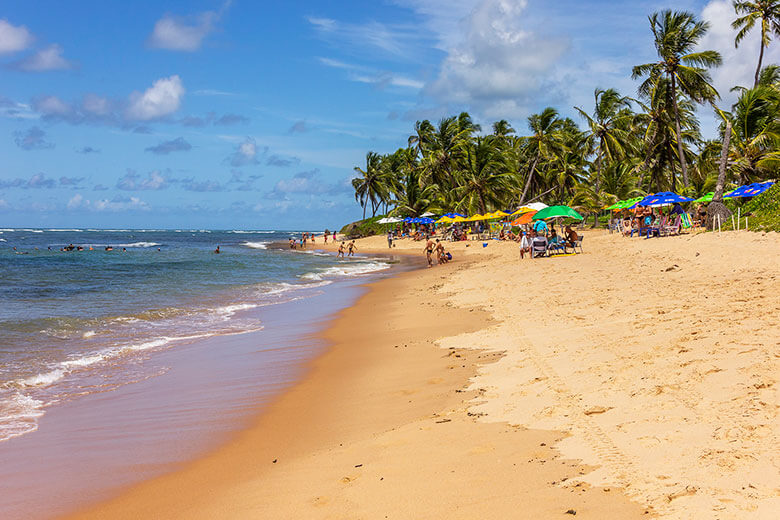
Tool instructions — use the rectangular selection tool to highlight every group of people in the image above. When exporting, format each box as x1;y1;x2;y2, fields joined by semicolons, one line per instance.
513;221;579;258
336;240;357;258
423;238;451;267
615;203;687;238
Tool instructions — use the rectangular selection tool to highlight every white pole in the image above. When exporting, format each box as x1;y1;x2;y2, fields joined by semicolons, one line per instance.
746;217;748;230
737;207;741;230
718;214;721;234
731;214;736;230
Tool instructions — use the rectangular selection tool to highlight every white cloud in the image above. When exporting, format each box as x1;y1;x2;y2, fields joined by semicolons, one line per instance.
227;136;259;166
0;19;33;54
14;44;74;71
67;193;83;209
698;0;780;108
307;15;431;59
318;56;424;90
0;198;8;210
34;95;72;116
93;196;149;212
126;75;185;120
425;0;568;117
148;2;230;52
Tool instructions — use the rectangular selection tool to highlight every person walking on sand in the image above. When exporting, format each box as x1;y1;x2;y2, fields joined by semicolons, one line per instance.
423;238;435;267
387;230;393;248
347;241;356;256
337;243;345;258
324;229;329;244
435;239;446;264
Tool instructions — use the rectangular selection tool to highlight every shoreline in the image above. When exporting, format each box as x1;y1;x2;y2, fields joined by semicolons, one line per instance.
64;243;646;519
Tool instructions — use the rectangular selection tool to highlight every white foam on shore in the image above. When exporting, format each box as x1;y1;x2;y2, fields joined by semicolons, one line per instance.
115;242;161;248
0;393;45;441
82;330;96;338
18;369;66;388
299;260;390;281
242;241;268;249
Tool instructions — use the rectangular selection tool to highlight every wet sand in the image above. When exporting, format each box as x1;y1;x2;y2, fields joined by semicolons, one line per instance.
65;241;645;519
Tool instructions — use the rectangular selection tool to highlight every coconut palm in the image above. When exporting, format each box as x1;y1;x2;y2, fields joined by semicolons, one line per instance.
456;137;513;214
732;0;780;87
575;88;633;193
519;107;565;204
633;10;722;187
352;152;388;219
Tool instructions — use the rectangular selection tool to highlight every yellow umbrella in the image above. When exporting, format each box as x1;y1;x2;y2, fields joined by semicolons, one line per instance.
510;206;533;216
466;213;485;221
436;216;453;224
451;216;468;223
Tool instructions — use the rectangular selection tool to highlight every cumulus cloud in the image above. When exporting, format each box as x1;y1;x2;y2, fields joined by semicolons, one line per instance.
698;0;780;109
0;19;34;54
32;76;186;125
226;136;259;167
66;193;84;209
181;178;224;192
126;75;185;121
214;113;249;125
59;176;84;186
116;169;169;191
289;120;307;133
425;0;568;118
93;195;150;212
145;136;192;154
14;126;54;150
0;173;56;189
12;44;74;71
148;2;230;51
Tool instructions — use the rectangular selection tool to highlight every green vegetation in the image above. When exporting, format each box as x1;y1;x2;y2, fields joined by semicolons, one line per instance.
743;182;780;231
338;215;389;237
349;7;780;226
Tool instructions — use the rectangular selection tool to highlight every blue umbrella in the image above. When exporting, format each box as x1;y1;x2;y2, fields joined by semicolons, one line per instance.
443;212;466;218
725;181;774;198
631;192;693;208
418;217;435;224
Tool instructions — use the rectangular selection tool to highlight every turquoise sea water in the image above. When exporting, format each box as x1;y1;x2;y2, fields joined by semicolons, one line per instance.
0;228;390;443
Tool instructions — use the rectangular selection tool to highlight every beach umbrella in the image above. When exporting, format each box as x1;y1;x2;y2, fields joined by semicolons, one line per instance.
436;216;453;224
420;211;435;217
418;217;435;224
442;212;465;218
605;197;643;210
385;217;403;223
634;191;693;208
532;205;584;221
466;213;486;221
526;202;549;211
510;210;537;226
725;181;774;198
510;206;534;216
691;192;714;204
451;216;468;223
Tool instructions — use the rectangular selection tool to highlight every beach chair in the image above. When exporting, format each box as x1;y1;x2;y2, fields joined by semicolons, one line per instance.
547;240;567;255
572;236;583;253
661;215;681;236
531;237;548;258
680;212;694;233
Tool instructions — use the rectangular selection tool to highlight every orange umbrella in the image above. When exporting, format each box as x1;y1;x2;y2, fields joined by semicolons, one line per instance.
510;210;537;226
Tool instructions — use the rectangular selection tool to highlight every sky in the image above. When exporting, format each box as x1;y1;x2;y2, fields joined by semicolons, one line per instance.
0;0;774;229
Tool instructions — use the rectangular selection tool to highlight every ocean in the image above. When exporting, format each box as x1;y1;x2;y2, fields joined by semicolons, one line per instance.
0;228;397;518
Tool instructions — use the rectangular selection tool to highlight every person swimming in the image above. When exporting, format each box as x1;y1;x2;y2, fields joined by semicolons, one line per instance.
214;245;220;254
105;246;113;251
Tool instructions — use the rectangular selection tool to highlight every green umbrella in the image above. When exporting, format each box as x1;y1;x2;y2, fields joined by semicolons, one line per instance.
605;197;643;210
691;192;714;203
532;205;584;220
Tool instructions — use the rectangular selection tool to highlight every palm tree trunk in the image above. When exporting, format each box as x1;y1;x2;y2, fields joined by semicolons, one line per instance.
519;151;540;204
595;146;603;194
754;39;765;88
713;119;732;203
362;199;367;220
707;119;733;229
670;73;690;188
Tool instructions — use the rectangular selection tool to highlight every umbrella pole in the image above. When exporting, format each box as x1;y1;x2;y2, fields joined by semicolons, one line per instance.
737;207;740;230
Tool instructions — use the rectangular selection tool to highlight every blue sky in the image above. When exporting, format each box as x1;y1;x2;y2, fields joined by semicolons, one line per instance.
0;0;771;229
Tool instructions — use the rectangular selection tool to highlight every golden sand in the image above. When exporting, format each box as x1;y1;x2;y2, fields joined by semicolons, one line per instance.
66;229;779;519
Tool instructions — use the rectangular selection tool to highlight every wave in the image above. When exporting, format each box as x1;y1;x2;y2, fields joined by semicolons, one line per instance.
114;242;161;248
0;239;5;242
299;260;390;281
0;393;44;441
242;241;268;249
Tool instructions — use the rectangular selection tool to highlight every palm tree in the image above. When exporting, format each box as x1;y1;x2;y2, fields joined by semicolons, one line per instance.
419;116;469;202
352;152;387;219
732;0;780;87
575;88;633;193
633;10;722;188
408;120;434;157
519;107;564;204
456;137;513;214
725;85;780;183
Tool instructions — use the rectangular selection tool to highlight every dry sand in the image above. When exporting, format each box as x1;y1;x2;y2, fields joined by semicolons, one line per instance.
66;229;779;519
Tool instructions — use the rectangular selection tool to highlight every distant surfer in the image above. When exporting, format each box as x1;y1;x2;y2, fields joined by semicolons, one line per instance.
214;245;220;254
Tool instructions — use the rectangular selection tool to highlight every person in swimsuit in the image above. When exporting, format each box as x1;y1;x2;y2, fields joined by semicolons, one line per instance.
424;238;435;267
435;240;447;264
337;243;345;257
347;241;356;256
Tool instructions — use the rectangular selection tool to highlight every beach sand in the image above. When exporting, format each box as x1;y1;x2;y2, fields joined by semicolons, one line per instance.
66;229;779;519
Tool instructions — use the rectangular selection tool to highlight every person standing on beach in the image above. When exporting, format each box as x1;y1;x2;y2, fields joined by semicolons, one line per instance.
337;243;345;257
324;229;329;244
435;239;447;264
424;238;435;267
347;241;356;256
387;230;393;248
